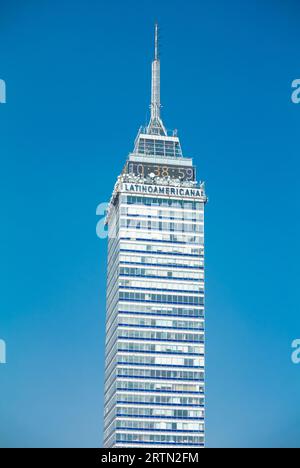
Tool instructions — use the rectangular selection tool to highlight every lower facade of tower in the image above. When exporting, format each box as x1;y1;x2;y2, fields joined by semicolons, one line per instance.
103;178;206;448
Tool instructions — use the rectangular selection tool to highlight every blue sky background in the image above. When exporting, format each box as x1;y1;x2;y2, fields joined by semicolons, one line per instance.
0;0;300;448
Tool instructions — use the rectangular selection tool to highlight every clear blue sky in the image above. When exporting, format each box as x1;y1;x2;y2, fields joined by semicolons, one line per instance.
0;0;300;448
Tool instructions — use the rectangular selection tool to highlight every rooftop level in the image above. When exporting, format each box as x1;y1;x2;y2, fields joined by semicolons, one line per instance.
133;127;184;159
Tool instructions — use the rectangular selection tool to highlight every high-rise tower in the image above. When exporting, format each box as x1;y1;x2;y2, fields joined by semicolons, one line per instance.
103;25;207;448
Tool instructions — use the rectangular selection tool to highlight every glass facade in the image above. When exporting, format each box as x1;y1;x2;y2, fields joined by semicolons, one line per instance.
104;184;206;448
134;133;183;158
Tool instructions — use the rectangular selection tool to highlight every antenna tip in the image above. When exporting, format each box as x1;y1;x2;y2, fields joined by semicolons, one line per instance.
154;22;159;60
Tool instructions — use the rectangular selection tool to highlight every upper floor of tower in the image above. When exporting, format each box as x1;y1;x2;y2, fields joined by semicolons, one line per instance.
131;24;184;162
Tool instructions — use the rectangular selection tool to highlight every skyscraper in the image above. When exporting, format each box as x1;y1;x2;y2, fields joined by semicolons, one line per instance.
103;25;207;448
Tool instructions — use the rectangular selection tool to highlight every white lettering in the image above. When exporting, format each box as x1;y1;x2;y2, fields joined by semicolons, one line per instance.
0;79;6;104
291;79;300;104
122;183;202;199
0;339;6;364
291;339;300;364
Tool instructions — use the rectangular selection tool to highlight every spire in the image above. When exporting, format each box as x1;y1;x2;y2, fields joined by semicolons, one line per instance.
154;22;159;61
148;23;167;136
132;24;183;158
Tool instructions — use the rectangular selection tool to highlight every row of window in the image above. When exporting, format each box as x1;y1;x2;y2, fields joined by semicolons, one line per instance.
120;230;203;244
116;407;203;419
116;394;204;407
120;241;203;257
121;207;204;222
121;218;204;233
120;266;204;281
115;433;204;445
122;211;204;225
118;329;204;343
119;304;204;318
115;420;204;432
117;355;203;368
120;254;203;268
117;368;204;381
119;279;203;293
116;381;204;394
118;341;204;356
123;196;204;210
119;316;204;331
119;292;204;306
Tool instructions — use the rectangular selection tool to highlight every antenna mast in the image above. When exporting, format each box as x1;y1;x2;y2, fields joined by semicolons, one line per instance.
148;23;167;135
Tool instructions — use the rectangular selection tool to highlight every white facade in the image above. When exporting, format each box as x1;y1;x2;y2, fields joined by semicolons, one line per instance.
103;25;207;448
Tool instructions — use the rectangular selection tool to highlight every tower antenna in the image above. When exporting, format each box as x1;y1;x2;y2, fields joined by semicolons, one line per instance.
154;22;159;61
148;23;167;135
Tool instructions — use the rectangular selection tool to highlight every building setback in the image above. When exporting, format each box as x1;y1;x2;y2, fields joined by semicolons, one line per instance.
103;24;207;448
